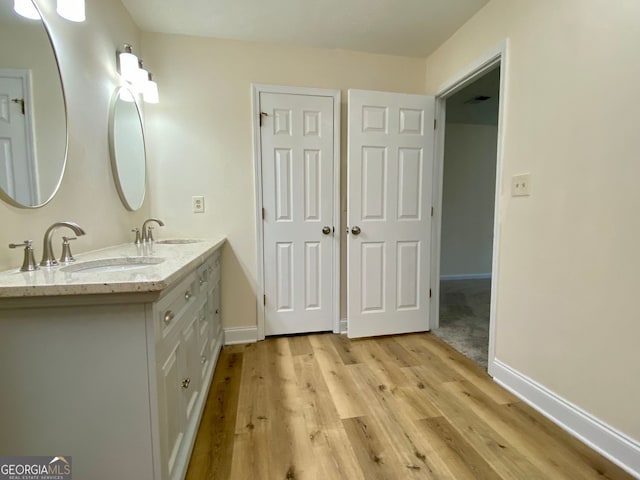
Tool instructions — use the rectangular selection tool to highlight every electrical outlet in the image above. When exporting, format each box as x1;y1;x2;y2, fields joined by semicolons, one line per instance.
511;173;531;197
192;196;205;213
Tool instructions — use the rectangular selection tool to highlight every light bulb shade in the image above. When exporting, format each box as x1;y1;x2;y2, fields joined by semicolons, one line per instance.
119;51;139;83
135;66;149;89
143;79;159;104
57;0;85;22
14;0;41;19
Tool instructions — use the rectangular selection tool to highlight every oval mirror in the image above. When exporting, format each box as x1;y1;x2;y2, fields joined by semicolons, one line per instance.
0;1;68;208
108;87;146;211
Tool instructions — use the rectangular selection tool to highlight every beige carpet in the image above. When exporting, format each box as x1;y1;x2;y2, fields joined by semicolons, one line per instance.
434;278;491;368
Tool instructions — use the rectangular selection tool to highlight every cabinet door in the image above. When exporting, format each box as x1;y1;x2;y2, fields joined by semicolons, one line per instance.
181;316;201;425
159;343;184;478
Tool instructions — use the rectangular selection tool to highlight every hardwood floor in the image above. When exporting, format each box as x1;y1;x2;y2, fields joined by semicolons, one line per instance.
186;333;632;480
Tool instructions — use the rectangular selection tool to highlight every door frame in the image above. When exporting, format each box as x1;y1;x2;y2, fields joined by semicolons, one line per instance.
0;68;39;206
252;83;341;341
430;40;508;376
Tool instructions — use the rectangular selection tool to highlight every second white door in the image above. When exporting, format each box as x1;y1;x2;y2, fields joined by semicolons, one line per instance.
260;91;337;336
347;89;435;338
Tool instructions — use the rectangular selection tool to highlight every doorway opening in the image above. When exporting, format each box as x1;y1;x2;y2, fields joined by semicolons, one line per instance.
435;67;499;368
430;42;506;373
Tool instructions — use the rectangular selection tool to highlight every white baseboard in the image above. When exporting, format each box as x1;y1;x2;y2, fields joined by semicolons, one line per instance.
440;273;492;281
340;318;347;334
492;359;640;478
223;326;258;345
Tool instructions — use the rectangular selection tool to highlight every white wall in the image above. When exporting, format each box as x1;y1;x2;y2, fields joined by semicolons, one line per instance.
0;0;149;272
441;123;497;277
426;0;640;443
141;33;427;328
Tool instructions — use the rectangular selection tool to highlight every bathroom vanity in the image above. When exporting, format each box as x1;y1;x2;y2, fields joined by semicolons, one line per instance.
0;238;225;480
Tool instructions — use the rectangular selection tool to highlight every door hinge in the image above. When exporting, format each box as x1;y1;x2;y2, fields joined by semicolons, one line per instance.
429;288;432;298
263;294;266;306
259;112;268;127
262;207;265;220
433;118;437;130
431;206;434;217
11;98;25;115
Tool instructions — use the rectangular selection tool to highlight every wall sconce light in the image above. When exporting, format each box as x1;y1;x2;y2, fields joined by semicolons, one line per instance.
14;0;85;22
118;44;139;83
143;74;159;104
136;60;149;89
116;44;159;104
56;0;86;22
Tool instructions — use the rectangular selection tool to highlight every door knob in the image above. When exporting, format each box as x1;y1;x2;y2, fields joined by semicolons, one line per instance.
322;226;331;235
351;226;361;235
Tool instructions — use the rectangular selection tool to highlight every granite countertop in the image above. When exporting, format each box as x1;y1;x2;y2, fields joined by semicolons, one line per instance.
0;238;225;298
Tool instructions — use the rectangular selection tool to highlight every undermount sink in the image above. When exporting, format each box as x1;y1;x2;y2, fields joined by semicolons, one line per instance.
155;239;202;245
61;257;165;274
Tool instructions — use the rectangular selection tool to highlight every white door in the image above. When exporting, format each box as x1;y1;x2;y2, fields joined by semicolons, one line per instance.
347;89;435;338
0;71;37;205
260;91;336;335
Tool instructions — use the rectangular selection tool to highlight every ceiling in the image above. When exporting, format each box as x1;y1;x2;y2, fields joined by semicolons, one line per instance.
446;66;500;125
120;0;490;58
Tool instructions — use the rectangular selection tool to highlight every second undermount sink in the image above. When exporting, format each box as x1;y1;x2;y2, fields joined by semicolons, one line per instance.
156;239;202;245
60;257;165;274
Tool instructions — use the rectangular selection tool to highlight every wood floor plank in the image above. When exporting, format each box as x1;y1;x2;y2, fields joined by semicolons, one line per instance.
350;338;413;388
419;415;504;480
443;379;627;480
292;352;365;479
186;332;633;480
185;349;243;480
349;362;457;479
309;334;369;419
424;383;551;479
504;401;634;480
327;333;362;365
342;416;409;480
402;333;518;404
441;380;579;480
377;335;422;367
288;335;314;356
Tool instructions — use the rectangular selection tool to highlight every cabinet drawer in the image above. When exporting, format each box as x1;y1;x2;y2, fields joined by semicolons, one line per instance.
156;273;199;340
197;251;221;293
197;301;210;352
199;337;210;383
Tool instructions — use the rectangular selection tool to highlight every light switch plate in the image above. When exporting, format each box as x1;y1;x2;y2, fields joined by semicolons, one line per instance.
511;173;531;197
192;196;205;213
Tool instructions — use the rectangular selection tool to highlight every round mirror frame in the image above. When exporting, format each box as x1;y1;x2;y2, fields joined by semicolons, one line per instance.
107;86;147;211
0;1;69;209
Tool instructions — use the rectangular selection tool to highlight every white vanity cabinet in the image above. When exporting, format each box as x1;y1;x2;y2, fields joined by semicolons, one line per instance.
154;250;223;479
0;240;224;480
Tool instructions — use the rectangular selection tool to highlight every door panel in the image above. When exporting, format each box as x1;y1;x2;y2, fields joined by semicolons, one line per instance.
348;89;435;338
0;74;36;205
261;92;335;335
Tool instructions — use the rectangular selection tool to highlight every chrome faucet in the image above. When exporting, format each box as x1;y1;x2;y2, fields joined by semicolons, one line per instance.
141;218;164;243
41;222;86;267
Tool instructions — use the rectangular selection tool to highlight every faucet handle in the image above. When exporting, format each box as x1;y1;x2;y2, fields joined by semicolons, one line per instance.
59;236;77;264
131;228;142;245
147;226;155;242
9;240;32;249
9;240;39;272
